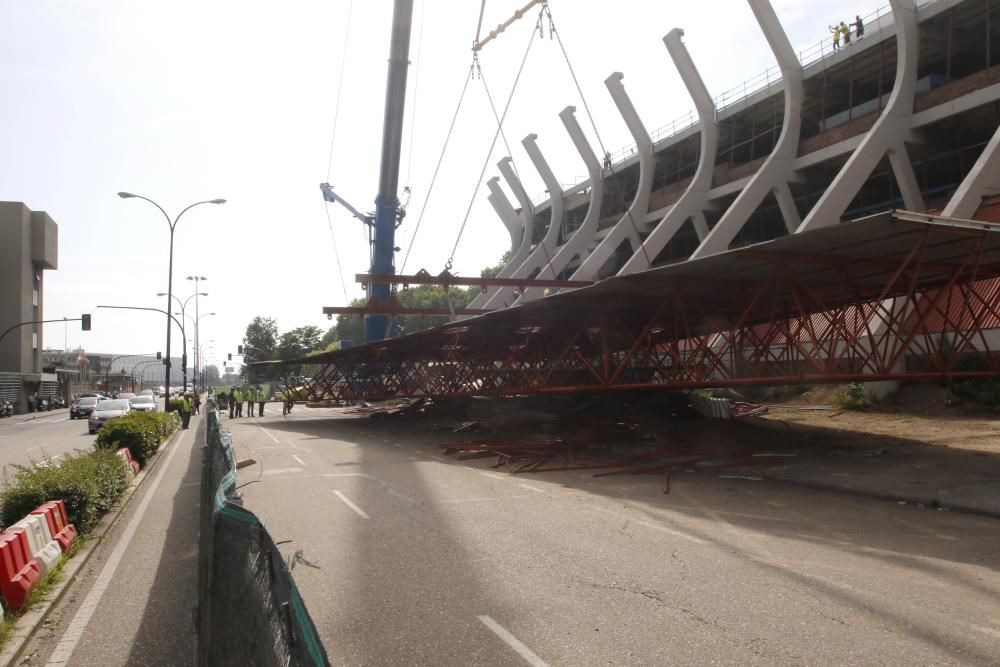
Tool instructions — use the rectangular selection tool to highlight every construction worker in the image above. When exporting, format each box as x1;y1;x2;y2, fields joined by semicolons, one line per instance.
257;386;266;417
247;385;256;417
840;20;851;46
234;386;243;418
828;23;841;51
181;393;193;430
603;151;612;171
228;387;235;418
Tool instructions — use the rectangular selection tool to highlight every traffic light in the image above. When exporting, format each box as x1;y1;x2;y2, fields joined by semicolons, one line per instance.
156;351;162;360
227;353;232;361
238;345;244;355
81;314;91;331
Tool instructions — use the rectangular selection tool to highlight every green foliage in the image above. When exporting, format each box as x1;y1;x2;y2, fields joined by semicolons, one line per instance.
243;316;279;381
202;364;221;386
0;450;129;535
950;377;1000;408
481;250;513;279
93;411;179;467
277;325;323;360
834;382;870;410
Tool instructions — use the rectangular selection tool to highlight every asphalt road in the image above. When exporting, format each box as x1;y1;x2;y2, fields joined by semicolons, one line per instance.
227;407;1000;666
0;411;99;475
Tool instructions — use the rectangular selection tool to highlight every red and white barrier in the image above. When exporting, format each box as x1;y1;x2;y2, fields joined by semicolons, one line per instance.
9;515;61;577
0;530;41;611
116;447;141;480
31;500;76;553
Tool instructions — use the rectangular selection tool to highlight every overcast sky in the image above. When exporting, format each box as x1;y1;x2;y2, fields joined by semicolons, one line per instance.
1;0;886;371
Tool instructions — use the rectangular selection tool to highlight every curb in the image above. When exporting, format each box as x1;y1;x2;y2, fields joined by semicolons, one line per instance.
748;472;1000;520
0;410;70;427
0;416;194;667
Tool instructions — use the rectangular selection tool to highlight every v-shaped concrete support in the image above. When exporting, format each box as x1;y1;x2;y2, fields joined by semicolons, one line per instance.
484;134;564;309
690;0;804;259
518;106;604;302
622;28;718;274
797;0;922;232
570;72;655;281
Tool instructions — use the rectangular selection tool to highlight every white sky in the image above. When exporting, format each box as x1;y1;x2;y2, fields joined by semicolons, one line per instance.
1;0;886;370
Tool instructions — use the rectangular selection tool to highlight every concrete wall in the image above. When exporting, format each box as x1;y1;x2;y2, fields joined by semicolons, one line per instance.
0;202;59;379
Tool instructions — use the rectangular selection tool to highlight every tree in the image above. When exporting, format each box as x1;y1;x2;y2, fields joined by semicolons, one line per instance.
243;317;278;362
481;250;513;279
276;326;323;360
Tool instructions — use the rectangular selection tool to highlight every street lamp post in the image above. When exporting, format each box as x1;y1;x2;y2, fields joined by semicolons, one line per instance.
187;276;207;390
96;305;188;406
119;192;225;410
158;290;207;390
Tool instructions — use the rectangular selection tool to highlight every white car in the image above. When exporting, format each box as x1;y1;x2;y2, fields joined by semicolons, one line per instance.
129;395;158;413
88;399;131;434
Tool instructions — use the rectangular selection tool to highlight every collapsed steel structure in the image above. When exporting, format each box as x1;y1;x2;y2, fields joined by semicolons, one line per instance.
272;0;1000;400
281;211;1000;401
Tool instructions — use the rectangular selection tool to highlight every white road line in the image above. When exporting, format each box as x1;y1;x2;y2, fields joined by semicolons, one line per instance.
477;615;548;667
519;484;544;493
257;425;280;444
291;454;306;466
407;456;419;461
333;490;370;519
263;467;304;476
477;471;506;481
392;443;403;448
45;430;189;666
430;455;445;462
977;626;1000;639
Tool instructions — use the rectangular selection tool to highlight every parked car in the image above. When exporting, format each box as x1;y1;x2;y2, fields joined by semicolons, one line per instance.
88;399;131;434
118;392;136;400
137;389;154;396
128;395;158;413
70;396;100;420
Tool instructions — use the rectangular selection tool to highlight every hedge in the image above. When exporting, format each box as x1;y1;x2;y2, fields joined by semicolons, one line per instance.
93;411;180;467
0;450;129;535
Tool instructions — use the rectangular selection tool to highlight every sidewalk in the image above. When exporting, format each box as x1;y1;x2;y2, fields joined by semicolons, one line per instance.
0;409;69;426
15;412;204;666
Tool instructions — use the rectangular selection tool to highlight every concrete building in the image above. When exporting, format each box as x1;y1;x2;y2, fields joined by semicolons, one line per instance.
0;202;59;412
479;0;1000;299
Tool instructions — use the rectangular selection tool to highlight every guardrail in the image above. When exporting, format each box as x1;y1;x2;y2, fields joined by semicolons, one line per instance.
196;404;329;666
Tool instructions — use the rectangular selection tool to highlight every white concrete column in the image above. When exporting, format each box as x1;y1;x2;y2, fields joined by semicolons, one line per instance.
518;106;603;301
798;0;921;232
570;73;653;281
468;164;536;310
621;28;718;274
483;134;564;309
690;0;804;258
943;125;1000;219
487;178;522;252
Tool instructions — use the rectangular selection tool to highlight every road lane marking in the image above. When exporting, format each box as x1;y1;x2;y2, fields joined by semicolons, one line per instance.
430;455;445;462
333;490;370;519
478;471;506;481
392;443;403;448
256;424;281;444
407;456;419;461
477;615;548;667
263;467;304;476
45;430;189;666
519;484;544;493
291;454;306;466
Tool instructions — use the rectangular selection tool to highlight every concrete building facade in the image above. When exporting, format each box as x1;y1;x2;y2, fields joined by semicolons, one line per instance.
0;202;59;411
482;0;1000;292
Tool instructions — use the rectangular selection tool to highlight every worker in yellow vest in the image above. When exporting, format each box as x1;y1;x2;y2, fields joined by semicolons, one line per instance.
233;387;243;418
247;385;256;417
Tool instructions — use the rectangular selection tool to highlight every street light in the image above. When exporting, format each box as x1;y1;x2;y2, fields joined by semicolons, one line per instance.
119;192;224;410
95;305;188;406
187;276;207;391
